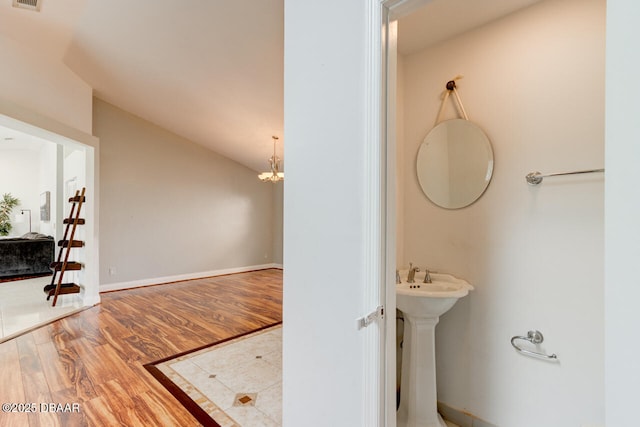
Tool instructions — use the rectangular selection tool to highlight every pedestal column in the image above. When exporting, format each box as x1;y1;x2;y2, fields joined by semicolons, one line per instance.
397;315;447;427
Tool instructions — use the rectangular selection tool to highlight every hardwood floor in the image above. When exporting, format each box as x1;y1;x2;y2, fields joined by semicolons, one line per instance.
0;269;282;427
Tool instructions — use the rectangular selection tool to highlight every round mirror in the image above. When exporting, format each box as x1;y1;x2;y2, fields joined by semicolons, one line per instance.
416;119;494;209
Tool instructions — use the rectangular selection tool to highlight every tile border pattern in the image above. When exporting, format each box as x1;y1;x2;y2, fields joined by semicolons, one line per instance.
144;322;282;427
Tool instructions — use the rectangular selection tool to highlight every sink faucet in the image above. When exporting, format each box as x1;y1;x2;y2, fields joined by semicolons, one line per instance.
407;262;420;283
396;270;401;284
423;269;432;283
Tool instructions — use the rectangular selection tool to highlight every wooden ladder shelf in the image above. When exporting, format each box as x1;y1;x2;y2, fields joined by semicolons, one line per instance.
45;187;86;306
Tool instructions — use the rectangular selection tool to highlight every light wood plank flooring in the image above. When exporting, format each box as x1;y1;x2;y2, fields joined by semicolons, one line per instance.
0;269;282;427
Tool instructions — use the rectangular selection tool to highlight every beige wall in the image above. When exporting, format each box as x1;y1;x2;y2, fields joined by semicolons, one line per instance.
399;0;604;425
94;98;279;287
0;34;92;134
0;34;99;306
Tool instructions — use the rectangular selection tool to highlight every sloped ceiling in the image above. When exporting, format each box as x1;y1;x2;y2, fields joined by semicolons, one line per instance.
64;0;284;173
1;0;540;172
397;0;542;55
0;0;283;172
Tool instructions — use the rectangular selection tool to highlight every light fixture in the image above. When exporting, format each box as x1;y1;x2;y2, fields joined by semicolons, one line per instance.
258;136;284;183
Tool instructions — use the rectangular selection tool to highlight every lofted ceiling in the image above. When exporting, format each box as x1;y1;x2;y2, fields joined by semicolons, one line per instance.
1;0;540;172
0;0;284;172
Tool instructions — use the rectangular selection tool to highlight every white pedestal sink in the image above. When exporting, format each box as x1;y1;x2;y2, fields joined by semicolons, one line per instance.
396;271;473;427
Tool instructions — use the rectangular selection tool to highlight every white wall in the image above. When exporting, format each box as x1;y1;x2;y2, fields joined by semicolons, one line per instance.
0;138;58;237
0;147;40;236
605;1;640;426
94;98;277;287
58;148;88;290
399;0;604;425
63;149;87;196
272;182;283;265
38;142;58;237
283;0;379;425
396;55;406;268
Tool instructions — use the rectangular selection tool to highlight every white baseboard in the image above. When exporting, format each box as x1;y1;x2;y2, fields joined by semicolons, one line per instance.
99;263;281;293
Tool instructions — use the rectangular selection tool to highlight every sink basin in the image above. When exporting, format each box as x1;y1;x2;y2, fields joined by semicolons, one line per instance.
397;271;473;318
396;271;473;427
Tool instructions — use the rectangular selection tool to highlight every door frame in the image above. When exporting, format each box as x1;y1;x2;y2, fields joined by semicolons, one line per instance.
375;1;438;425
0;99;100;307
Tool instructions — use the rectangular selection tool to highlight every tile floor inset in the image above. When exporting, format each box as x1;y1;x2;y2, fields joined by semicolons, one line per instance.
0;276;83;340
157;325;282;427
234;393;257;407
156;324;459;427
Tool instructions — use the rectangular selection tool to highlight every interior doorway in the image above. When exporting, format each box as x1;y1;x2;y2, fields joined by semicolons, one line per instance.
383;0;605;425
0;112;99;342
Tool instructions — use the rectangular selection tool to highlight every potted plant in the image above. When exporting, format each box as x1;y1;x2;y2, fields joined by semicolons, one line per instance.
0;193;20;236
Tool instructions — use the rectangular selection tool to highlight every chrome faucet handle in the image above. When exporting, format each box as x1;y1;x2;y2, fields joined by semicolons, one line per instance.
407;263;419;283
423;269;432;283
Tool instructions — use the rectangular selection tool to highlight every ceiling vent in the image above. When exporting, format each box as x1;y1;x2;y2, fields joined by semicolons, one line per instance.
12;0;42;11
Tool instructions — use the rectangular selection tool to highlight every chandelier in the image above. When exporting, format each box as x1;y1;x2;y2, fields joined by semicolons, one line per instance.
258;136;284;182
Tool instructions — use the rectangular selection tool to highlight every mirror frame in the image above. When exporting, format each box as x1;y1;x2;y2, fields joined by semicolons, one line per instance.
416;118;494;209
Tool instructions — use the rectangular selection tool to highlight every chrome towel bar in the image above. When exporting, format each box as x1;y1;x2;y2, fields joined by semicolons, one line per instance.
511;330;558;361
526;168;604;185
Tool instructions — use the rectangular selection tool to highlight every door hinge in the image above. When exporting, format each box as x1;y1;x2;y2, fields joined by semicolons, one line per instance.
357;305;384;330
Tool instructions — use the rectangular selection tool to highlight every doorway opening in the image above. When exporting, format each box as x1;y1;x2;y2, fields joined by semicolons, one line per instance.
383;0;605;426
0;112;99;342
